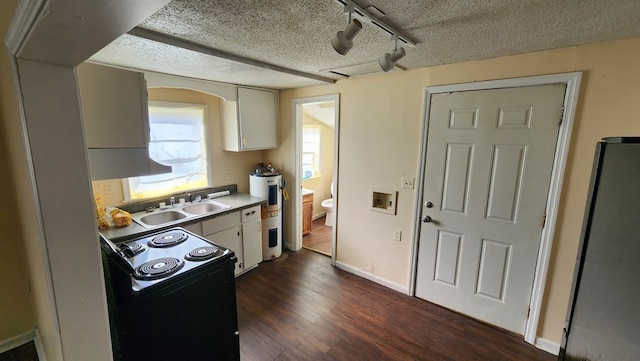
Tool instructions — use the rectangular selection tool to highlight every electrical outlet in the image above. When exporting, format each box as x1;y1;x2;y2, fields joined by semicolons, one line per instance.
393;229;402;241
402;176;414;189
224;170;233;180
104;182;114;196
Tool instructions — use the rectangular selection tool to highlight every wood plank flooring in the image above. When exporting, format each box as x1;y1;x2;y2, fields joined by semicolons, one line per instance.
302;216;332;256
235;249;555;361
0;341;39;361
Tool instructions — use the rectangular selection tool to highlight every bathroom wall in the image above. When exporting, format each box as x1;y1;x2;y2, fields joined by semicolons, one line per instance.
301;113;334;219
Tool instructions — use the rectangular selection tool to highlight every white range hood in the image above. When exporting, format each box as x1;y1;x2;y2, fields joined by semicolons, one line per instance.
77;62;170;180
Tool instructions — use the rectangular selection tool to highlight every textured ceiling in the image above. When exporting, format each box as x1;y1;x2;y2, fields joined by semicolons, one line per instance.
90;0;640;89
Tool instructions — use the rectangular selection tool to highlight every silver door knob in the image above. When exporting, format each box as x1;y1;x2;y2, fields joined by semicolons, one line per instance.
422;215;432;223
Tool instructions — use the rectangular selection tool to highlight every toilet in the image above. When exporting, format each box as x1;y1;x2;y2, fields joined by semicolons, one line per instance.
321;181;334;227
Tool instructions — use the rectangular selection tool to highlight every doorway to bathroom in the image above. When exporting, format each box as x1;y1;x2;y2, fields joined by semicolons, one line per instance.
292;94;339;263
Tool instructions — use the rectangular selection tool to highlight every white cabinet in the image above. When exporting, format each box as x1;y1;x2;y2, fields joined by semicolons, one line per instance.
78;62;149;149
241;206;262;271
201;205;262;276
77;62;169;180
221;87;278;151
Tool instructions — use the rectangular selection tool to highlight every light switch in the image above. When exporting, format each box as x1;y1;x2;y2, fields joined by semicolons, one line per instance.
393;229;402;241
402;176;414;189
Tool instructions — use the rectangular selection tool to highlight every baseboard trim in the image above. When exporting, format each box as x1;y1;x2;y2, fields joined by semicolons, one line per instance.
0;329;36;354
312;211;327;221
535;337;560;355
335;261;408;294
33;329;47;361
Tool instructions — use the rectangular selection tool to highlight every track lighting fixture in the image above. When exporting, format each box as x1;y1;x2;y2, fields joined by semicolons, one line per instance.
331;1;416;68
379;37;406;72
331;7;362;55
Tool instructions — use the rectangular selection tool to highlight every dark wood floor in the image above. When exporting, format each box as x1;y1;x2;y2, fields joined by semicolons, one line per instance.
235;249;555;361
0;341;38;361
302;216;332;256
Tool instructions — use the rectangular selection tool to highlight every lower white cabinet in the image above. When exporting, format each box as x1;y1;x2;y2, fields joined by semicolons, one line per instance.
201;205;262;276
240;206;262;271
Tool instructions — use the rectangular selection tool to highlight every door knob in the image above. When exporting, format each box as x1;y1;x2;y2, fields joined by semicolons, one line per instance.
422;215;432;223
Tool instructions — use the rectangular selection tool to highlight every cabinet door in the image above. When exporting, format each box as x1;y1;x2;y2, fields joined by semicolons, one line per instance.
302;194;313;235
77;62;149;149
242;220;262;270
205;226;243;275
202;212;241;235
232;87;277;151
182;222;202;236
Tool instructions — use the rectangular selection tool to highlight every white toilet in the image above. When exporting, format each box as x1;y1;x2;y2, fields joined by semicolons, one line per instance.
321;181;334;227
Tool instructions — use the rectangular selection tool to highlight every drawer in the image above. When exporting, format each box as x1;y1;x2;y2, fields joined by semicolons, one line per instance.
241;205;261;223
202;211;240;235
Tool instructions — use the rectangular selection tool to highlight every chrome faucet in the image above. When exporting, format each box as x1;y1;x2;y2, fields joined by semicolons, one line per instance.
170;196;175;207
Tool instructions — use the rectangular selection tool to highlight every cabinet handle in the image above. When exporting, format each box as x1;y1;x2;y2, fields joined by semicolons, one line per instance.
245;210;256;216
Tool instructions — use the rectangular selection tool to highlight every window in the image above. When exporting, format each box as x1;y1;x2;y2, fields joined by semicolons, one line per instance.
302;127;321;179
126;102;209;200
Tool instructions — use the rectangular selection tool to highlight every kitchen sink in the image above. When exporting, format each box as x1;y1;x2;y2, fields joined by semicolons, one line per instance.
181;201;230;215
137;210;187;226
131;200;232;228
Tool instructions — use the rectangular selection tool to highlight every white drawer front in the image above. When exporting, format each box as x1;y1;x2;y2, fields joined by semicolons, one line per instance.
241;205;261;223
202;211;240;235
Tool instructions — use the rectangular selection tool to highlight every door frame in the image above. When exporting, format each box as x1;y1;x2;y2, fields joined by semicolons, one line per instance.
291;94;340;265
409;73;582;346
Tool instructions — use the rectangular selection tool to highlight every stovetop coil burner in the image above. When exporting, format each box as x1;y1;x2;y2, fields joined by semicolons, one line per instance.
185;246;220;261
148;230;188;248
134;257;184;280
119;242;145;257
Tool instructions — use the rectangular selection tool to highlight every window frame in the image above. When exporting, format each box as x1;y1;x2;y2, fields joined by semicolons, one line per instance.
123;101;212;201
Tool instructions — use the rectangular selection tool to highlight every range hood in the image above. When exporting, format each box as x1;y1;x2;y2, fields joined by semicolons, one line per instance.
77;62;170;180
87;148;169;180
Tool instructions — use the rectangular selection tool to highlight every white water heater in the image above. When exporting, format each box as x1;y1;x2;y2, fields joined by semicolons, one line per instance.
249;165;282;260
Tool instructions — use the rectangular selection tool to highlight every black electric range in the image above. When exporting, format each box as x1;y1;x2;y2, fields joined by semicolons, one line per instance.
100;227;240;361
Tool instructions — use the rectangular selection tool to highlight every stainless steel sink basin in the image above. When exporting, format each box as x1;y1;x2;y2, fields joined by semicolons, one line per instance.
181;201;230;215
137;210;187;226
131;200;232;228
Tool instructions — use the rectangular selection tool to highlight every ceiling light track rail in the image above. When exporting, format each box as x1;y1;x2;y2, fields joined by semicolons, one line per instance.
334;0;417;47
127;27;336;85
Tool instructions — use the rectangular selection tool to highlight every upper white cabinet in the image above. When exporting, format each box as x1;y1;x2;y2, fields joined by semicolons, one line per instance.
221;87;278;151
77;63;169;180
78;62;149;149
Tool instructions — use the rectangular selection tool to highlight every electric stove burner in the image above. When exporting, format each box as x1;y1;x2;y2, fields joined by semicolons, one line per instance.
148;230;188;248
134;257;184;280
185;246;220;261
119;242;145;257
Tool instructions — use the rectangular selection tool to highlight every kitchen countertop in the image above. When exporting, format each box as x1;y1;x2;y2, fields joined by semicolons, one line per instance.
99;192;265;243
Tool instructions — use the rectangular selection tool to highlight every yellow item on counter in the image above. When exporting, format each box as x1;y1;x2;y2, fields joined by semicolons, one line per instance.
110;208;132;228
95;195;111;229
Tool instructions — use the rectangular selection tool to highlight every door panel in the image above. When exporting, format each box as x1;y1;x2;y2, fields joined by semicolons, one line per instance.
416;84;566;334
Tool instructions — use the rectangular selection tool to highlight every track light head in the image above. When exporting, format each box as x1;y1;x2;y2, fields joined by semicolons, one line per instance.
331;19;362;55
379;47;406;72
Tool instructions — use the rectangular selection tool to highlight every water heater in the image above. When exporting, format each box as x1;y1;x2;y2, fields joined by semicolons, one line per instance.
249;164;282;260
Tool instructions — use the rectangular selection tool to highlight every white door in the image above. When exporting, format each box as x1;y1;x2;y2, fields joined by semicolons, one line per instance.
415;84;566;334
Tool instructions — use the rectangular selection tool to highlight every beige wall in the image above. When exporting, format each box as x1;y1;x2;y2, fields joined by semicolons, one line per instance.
271;38;640;344
92;88;265;207
2;2;62;358
0;0;35;342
